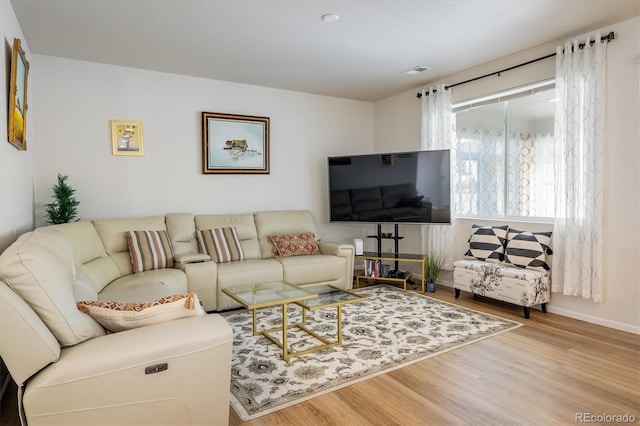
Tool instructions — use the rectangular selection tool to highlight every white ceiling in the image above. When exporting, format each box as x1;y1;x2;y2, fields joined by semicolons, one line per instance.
10;0;640;102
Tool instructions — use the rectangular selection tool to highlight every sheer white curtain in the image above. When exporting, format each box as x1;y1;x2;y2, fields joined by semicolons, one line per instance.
455;127;505;217
553;33;607;302
421;84;456;270
507;133;555;217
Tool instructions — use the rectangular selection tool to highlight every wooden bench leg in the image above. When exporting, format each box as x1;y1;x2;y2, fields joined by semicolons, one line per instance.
523;306;530;319
541;303;547;313
454;288;460;298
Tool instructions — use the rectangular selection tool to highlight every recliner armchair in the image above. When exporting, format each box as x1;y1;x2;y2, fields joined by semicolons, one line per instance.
0;226;233;425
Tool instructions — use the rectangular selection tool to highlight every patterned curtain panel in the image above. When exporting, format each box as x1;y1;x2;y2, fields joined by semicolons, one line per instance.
454;129;554;218
421;84;456;270
454;127;505;217
553;33;607;302
506;132;555;218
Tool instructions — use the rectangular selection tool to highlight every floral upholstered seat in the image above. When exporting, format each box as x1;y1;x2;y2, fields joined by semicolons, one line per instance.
453;225;552;319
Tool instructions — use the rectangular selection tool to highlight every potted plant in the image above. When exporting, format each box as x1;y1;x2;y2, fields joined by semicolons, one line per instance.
422;252;444;292
45;173;80;224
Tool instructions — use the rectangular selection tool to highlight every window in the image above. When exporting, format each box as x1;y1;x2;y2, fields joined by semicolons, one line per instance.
453;82;555;219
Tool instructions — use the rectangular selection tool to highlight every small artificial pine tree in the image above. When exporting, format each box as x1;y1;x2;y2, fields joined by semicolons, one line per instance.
45;174;80;224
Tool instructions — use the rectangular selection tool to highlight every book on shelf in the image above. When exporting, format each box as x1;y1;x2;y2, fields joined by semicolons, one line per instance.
364;259;381;277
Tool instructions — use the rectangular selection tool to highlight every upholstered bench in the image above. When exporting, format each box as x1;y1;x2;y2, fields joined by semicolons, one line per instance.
453;224;552;319
453;259;550;318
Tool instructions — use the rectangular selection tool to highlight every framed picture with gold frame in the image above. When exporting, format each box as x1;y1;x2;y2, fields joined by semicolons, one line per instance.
111;120;144;156
202;112;269;174
8;38;29;151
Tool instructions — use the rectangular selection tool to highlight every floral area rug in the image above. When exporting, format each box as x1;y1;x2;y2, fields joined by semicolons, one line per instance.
220;284;522;421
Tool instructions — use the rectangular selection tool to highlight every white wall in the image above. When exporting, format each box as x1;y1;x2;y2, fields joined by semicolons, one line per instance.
374;17;640;333
0;0;34;252
0;0;33;395
3;4;637;334
31;56;374;243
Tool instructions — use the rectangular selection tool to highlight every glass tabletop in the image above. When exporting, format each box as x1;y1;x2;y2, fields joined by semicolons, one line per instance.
223;281;317;309
295;285;367;310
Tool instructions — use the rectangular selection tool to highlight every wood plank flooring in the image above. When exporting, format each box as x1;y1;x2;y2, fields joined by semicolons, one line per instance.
2;286;638;426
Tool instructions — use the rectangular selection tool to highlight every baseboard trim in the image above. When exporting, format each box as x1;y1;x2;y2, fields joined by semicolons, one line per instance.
382;274;640;335
547;306;640;335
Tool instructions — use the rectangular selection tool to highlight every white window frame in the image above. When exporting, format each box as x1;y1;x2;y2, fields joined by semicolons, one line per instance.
452;80;556;223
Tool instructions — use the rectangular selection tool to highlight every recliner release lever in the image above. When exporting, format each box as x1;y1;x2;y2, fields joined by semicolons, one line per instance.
145;363;168;374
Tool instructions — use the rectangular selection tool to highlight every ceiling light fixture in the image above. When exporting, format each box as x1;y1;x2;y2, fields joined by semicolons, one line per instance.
405;66;430;75
321;14;339;23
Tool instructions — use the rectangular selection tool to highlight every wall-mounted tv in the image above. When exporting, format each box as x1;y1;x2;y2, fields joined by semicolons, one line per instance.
328;149;451;224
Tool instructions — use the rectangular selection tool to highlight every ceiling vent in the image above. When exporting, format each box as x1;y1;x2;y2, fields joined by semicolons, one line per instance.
405;66;430;75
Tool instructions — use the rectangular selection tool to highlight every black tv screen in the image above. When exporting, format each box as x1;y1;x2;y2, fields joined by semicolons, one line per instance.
328;150;451;224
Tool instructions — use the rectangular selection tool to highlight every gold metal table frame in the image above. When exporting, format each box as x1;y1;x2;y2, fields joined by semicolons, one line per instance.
223;282;366;360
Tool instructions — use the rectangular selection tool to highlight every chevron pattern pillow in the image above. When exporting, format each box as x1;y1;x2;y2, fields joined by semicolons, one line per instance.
197;227;245;263
505;229;553;271
125;230;174;273
465;224;508;263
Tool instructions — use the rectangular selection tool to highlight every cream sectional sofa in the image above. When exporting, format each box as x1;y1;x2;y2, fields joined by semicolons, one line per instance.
42;209;354;312
0;209;354;425
166;210;355;311
0;222;233;426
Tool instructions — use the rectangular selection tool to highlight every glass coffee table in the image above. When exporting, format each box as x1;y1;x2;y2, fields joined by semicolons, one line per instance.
222;282;366;360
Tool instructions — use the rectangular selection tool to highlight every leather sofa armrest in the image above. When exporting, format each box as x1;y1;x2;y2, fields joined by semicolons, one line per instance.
317;241;355;289
317;241;353;257
173;260;217;311
23;315;233;426
0;283;60;385
174;252;210;263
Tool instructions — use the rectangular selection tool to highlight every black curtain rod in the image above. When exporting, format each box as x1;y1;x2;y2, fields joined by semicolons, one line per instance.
417;31;615;98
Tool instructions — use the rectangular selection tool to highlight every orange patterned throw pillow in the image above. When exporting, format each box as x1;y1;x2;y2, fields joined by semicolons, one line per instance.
76;293;205;332
269;232;321;257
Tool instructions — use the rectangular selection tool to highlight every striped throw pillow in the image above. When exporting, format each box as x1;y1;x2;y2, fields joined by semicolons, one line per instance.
465;224;508;263
197;227;245;263
505;229;553;271
125;230;174;273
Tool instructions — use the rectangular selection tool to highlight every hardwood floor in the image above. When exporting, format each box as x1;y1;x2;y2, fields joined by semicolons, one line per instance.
2;286;638;426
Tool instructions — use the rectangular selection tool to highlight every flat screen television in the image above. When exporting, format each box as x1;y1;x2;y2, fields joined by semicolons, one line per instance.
328;149;451;224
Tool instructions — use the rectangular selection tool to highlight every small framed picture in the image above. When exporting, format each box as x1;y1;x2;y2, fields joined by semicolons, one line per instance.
380;264;390;278
379;154;393;167
111;120;144;156
8;38;29;151
202;112;270;174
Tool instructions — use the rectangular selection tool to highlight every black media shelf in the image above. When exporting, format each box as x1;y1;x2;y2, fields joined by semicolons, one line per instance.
366;223;403;270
